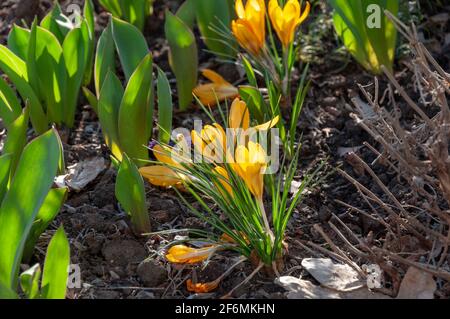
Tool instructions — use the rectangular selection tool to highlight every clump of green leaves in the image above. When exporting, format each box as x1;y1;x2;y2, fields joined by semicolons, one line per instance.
93;17;172;166
328;0;399;74
0;0;95;133
99;0;154;31
0;128;69;299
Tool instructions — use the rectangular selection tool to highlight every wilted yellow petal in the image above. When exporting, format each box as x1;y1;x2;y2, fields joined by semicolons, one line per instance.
186;279;219;293
193;70;238;106
139;165;181;187
201;69;228;85
165;245;218;264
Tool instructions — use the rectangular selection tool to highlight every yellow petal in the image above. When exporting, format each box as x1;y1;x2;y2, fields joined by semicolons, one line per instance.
235;0;245;19
298;1;311;26
139;165;181;187
153;144;177;166
186;279;219;293
165;245;217;264
214;166;233;197
229;98;250;130
248;141;267;164
193;70;239;106
201;69;229;85
253;115;280;130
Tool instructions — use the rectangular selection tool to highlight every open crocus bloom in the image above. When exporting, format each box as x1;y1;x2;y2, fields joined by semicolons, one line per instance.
231;0;266;56
192;123;227;163
193;69;239;106
268;0;310;48
165;244;219;264
231;141;269;200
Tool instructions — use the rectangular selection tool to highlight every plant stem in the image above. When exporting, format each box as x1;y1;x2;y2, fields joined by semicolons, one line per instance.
258;198;274;244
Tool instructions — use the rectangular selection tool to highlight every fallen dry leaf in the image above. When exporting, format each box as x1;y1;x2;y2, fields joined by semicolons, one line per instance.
301;258;365;291
63;157;106;191
396;267;436;299
275;276;390;299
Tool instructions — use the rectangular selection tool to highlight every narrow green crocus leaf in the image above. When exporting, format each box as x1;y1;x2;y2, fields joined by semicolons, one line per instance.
115;153;151;235
0;129;61;290
41;226;70;299
165;10;198;111
157;67;173;144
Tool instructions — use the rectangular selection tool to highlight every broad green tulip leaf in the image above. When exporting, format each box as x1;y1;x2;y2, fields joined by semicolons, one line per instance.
194;0;234;56
242;56;257;88
176;0;196;29
41;226;70;299
29;24;66;125
19;264;41;299
118;54;153;165
120;0;147;31
0;45;47;133
238;86;265;123
83;0;96;85
99;0;123;17
3;107;29;177
0;77;22;128
82;87;98;114
0;282;17;299
165;11;198;111
63;21;90;127
95;22;116;97
111;17;149;81
0;129;61;290
0;154;12;204
328;0;398;74
40;3;68;43
115;153;151;235
157;67;173;144
22;187;69;263
98;71;124;162
8;24;30;60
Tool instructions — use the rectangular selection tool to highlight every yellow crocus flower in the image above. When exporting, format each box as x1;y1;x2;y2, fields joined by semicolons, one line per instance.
231;0;266;56
268;0;310;48
232;141;268;199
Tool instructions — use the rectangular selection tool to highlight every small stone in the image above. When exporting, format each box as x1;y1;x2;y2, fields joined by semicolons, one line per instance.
137;260;167;287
